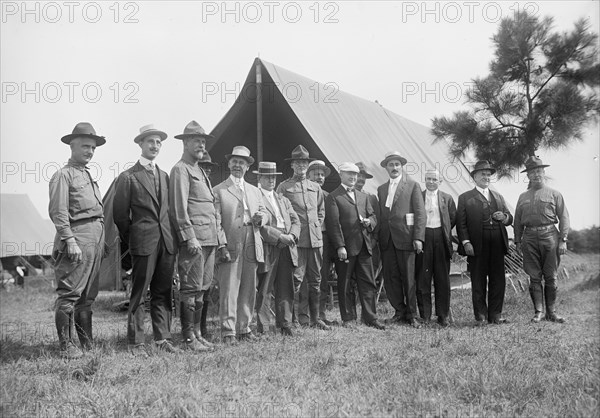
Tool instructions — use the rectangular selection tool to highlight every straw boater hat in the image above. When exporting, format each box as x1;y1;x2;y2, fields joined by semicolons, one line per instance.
355;161;373;179
198;152;219;168
469;160;496;177
284;145;316;162
225;145;255;165
61;122;106;146
521;156;550;173
380;151;407;167
338;162;360;173
253;161;282;175
307;160;331;178
174;120;215;145
134;124;167;144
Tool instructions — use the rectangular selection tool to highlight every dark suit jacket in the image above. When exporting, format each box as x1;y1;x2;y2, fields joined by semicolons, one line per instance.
377;175;426;251
260;191;301;270
456;188;513;256
325;186;377;257
422;189;457;258
113;162;175;256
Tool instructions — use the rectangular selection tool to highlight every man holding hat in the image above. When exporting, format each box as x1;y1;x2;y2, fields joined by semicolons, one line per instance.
254;162;300;336
415;169;456;327
113;124;177;356
514;156;570;323
276;145;330;331
456;160;512;325
377;151;426;328
49;122;106;358
169;121;221;351
326;163;385;329
307;159;337;326
213;146;268;344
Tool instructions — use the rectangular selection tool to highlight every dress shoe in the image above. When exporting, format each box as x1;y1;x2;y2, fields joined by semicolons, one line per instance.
195;335;215;349
181;338;208;352
474;319;487;327
128;343;149;358
545;313;566;323
156;339;181;353
367;320;386;330
406;318;421;329
291;320;300;329
531;312;544;323
238;332;259;342
437;317;449;327
342;319;358;328
311;319;331;331
321;318;339;326
386;315;404;324
60;341;84;359
490;317;509;325
280;327;294;337
222;335;238;346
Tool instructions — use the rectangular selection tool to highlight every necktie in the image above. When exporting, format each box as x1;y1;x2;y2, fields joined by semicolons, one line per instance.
346;187;355;201
385;181;397;208
146;162;159;196
268;192;285;228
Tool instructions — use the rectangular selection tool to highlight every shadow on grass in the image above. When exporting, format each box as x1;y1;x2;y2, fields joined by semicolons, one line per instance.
0;338;55;363
570;272;600;292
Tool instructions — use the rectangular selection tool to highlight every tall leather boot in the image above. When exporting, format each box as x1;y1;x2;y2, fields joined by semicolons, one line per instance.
180;301;208;352
74;311;93;350
529;284;544;323
56;308;82;359
200;294;209;337
545;286;565;323
194;300;213;349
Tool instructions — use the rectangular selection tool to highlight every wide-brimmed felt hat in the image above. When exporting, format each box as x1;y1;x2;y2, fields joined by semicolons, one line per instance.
355;161;373;179
198;152;219;168
307;160;331;178
380;151;407;167
174;120;215;143
470;160;496;177
134;124;167;144
521;156;550;173
284;145;316;162
61;122;106;146
225;145;255;165
338;162;360;173
253;161;282;175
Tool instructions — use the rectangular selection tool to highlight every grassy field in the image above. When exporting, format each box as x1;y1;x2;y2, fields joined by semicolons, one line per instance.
1;253;598;417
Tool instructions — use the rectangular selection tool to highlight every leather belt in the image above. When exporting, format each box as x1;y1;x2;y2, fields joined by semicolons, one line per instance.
525;224;555;231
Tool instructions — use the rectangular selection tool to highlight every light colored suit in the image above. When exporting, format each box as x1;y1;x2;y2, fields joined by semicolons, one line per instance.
214;177;268;337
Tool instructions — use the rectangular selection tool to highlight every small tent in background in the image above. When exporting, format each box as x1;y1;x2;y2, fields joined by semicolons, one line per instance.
0;194;55;281
208;58;474;196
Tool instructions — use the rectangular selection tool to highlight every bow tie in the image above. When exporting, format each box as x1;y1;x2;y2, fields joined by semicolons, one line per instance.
346;187;354;193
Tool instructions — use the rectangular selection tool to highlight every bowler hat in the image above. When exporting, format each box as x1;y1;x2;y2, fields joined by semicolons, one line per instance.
61;122;106;146
380;151;407;167
134;124;167;144
198;152;219;168
284;145;316;162
174;120;215;143
225;145;255;165
470;160;496;177
355;161;373;179
253;161;282;175
521;156;550;173
307;160;331;178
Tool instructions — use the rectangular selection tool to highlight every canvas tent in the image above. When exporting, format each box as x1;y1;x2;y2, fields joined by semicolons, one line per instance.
208;58;474;196
0;194;55;277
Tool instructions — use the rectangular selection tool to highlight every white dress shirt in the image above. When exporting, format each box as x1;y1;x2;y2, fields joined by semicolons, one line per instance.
263;189;285;228
425;189;441;228
230;175;251;223
385;175;402;208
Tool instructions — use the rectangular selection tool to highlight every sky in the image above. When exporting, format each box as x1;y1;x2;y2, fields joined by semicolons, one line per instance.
1;0;599;230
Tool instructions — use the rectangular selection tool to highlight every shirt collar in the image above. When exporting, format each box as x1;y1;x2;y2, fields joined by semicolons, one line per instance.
426;189;438;198
476;186;489;196
230;175;245;188
139;156;155;168
389;174;402;185
67;158;89;170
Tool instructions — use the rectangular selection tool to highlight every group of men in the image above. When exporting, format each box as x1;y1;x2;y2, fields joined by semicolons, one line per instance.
49;121;570;359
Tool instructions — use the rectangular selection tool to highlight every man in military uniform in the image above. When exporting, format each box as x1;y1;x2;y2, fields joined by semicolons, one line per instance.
169;120;220;351
49;122;106;359
277;145;330;330
307;159;337;326
514;156;570;323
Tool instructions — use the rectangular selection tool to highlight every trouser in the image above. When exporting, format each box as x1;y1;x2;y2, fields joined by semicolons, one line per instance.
335;243;378;323
178;244;216;339
319;232;334;319
382;239;417;320
128;239;175;345
294;247;323;325
416;228;451;320
468;228;505;322
522;227;561;312
217;226;257;337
